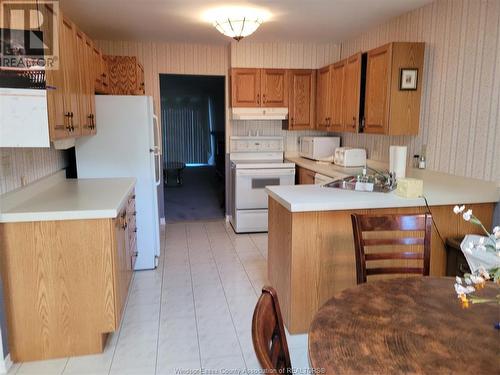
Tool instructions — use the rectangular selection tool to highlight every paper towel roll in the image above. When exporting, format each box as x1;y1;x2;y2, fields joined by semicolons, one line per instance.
390;146;407;179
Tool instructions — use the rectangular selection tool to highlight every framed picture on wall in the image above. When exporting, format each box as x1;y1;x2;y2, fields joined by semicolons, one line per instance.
400;68;418;90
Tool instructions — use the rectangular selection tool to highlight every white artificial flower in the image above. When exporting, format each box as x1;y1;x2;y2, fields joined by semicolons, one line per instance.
465;278;472;285
453;205;465;214
456;276;462;284
496;241;500;250
469;275;485;285
493;226;500;234
463;209;473;221
454;283;475;295
479;237;485;245
495;231;500;240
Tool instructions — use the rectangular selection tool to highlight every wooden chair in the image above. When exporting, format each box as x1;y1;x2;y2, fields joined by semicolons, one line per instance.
252;286;292;373
351;213;432;284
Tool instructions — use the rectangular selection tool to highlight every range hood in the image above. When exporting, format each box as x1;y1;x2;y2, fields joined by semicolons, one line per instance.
232;107;288;120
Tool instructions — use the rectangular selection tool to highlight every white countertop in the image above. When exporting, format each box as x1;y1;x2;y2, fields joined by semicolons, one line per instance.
267;156;499;212
0;171;136;223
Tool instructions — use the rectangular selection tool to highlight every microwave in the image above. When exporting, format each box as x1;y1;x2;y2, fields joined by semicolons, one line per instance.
299;137;340;162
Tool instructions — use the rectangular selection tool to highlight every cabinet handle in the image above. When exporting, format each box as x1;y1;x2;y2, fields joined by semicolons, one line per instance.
291;117;294;125
133;228;137;233
133;251;138;257
64;112;72;131
133;211;137;216
263;94;266;104
122;222;127;230
257;94;260;105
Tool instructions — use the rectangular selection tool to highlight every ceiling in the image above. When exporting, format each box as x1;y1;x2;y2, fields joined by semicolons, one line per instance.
60;0;434;44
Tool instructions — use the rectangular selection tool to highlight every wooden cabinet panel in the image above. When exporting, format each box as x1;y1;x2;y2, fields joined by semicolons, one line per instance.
316;66;331;130
60;17;81;136
388;42;425;135
261;69;288;107
364;43;392;133
106;55;144;95
364;42;424;135
231;68;261;107
297;166;316;185
343;53;362;133
284;69;315;130
329;60;345;131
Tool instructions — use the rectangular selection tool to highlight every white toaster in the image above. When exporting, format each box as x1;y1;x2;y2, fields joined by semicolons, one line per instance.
334;147;367;167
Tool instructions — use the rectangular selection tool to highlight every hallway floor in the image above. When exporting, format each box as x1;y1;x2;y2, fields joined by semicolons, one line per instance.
164;166;225;223
8;220;309;375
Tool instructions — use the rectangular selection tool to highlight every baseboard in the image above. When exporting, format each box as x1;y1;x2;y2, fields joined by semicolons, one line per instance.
0;353;13;374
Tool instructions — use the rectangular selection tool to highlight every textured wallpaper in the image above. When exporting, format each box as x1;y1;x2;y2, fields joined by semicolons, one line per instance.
339;0;500;182
0;148;67;194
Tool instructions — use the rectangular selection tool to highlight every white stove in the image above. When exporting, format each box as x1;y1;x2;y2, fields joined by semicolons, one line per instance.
229;136;295;233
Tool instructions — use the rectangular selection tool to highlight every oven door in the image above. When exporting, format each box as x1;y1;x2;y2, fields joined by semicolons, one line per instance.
235;168;295;210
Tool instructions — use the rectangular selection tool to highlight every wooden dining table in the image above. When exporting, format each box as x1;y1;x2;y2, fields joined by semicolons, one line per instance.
308;277;500;374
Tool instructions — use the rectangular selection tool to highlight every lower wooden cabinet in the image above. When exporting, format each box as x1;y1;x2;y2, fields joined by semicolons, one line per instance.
0;191;137;361
297;166;316;184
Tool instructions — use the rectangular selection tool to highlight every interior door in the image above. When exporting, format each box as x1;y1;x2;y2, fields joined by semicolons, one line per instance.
231;68;261;107
261;69;288;107
364;44;392;134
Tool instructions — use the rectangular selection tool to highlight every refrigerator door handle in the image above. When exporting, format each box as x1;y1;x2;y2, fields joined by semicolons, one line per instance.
152;114;162;186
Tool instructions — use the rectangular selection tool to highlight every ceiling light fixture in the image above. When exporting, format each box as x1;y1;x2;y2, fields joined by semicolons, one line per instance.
204;7;270;41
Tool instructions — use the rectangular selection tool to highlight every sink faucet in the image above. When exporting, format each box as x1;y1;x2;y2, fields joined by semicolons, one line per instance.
362;165;397;190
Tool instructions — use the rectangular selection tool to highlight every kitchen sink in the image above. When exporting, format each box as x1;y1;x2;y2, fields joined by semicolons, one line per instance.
324;175;396;193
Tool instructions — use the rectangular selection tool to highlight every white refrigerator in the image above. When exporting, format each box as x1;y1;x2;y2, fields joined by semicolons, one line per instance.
76;95;161;270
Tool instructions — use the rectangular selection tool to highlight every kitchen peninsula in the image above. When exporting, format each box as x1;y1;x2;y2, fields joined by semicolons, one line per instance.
266;159;499;333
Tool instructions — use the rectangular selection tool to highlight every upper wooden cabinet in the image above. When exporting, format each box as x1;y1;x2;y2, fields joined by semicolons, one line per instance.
316;66;331;130
261;69;288;107
105;56;146;95
93;47;109;94
343;53;363;133
284;69;316;130
329;60;345;131
230;68;288;107
364;42;425;135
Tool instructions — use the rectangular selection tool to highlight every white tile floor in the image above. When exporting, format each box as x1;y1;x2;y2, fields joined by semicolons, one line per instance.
7;220;309;375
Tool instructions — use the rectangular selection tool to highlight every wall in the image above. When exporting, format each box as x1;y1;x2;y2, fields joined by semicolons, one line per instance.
339;0;500;182
229;41;340;153
0;148;67;195
95;41;230;218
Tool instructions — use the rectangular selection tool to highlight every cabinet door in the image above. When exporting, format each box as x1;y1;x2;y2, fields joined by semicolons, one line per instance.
364;44;392;134
136;63;145;94
261;69;287;107
113;212;128;326
329;60;346;131
316;66;331;130
44;5;68;140
60;17;81;136
230;68;261;107
75;30;91;136
287;70;315;130
297;166;316;185
343;53;362;133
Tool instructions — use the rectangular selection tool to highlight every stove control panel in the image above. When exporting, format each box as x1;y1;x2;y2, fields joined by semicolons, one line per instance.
230;136;284;153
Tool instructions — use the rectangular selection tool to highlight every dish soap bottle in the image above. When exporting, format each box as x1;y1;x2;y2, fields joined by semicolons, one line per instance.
418;145;427;169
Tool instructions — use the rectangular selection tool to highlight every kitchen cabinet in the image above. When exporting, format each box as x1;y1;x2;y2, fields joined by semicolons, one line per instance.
230;68;288;108
261;69;288;107
316;65;331;130
93;47;109;94
283;69;316;130
106;55;146;95
329;60;345;131
0;190;137;362
342;53;363;133
76;30;97;136
297;166;316;184
364;42;425;135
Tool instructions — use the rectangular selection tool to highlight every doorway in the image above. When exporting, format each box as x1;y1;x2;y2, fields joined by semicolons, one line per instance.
160;74;225;223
